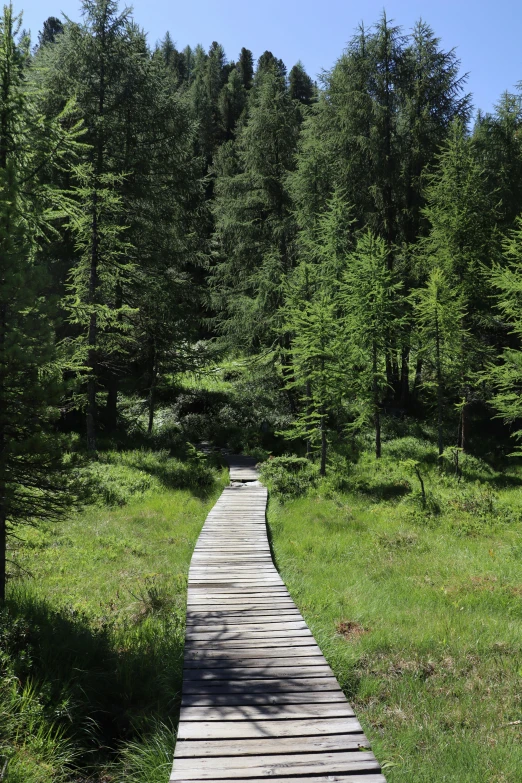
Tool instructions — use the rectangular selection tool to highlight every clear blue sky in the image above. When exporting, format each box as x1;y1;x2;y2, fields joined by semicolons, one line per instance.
18;0;522;115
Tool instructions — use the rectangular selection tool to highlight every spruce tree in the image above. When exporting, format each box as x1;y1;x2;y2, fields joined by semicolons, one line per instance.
237;47;254;90
288;61;314;105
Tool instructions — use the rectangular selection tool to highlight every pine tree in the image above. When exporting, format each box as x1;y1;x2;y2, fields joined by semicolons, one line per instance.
257;50;286;80
37;0;202;443
218;66;247;139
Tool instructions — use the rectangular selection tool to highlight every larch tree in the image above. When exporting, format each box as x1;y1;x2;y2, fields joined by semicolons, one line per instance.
339;231;403;457
410;267;467;456
488;219;522;453
211;61;301;353
0;4;81;600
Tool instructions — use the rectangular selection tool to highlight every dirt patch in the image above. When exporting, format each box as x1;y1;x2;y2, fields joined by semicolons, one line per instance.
337;620;367;640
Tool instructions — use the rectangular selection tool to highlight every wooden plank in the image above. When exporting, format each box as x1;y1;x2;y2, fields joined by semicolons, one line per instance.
173;733;370;758
172;776;386;783
179;703;355;721
181;691;349;707
182;677;343;695
170;752;379;780
184;636;322;649
185;620;309;635
171;462;384;783
177;716;362;740
184;655;328;669
183;664;333;680
186;624;313;643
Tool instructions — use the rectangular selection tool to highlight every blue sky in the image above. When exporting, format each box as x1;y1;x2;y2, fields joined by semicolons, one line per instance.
19;0;522;115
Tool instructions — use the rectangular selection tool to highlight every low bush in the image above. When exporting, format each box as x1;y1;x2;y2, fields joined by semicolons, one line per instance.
259;455;319;498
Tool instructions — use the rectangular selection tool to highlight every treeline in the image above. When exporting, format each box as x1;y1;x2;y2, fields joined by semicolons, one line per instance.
2;0;522;594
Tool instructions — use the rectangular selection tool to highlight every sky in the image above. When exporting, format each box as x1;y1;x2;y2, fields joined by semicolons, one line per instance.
18;0;522;116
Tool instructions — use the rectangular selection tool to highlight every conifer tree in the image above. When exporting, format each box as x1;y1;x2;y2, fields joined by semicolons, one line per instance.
410;267;467;456
488;219;522;452
339;231;403;457
212;62;300;351
281;280;342;474
0;5;80;599
420;119;499;432
38;0;202;443
473;91;522;229
237;47;254;89
288;61;314;105
219;66;247;139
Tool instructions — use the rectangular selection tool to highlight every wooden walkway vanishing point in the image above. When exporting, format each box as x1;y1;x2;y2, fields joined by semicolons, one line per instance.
171;456;386;783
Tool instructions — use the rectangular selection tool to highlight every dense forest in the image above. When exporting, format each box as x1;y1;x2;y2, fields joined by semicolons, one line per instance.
1;1;522;778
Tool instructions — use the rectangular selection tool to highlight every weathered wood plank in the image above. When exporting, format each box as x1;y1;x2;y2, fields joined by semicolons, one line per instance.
180;691;349;707
171;461;385;783
170;752;379;780
172;776;386;783
179;702;355;721
177;716;362;740
173;733;370;758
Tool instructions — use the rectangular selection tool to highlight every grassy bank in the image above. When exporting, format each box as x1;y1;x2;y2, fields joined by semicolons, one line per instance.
265;441;522;782
1;450;227;783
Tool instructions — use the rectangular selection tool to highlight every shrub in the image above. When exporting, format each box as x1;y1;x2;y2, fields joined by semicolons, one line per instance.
259;456;319;498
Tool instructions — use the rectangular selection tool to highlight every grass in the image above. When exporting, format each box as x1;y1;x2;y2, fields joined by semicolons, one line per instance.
1;450;228;783
3;412;522;782
265;438;522;782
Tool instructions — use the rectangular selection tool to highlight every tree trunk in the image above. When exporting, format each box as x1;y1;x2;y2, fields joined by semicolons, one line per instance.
147;339;158;436
305;378;312;459
400;347;409;407
105;376;118;433
373;341;381;458
280;333;297;414
0;511;5;602
0;302;6;602
105;282;123;434
460;396;468;453
412;357;423;400
87;18;106;453
86;187;98;453
435;310;443;458
320;410;327;477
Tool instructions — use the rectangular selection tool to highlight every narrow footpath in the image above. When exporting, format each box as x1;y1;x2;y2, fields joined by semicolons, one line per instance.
170;456;386;782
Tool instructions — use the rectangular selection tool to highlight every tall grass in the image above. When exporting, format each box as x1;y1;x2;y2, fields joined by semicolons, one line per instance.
265;437;522;782
1;450;227;782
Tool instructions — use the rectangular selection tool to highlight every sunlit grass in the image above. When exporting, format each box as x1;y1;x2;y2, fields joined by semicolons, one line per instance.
266;442;522;782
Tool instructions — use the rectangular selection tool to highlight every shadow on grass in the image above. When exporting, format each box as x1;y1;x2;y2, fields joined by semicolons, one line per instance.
1;589;184;774
354;481;411;502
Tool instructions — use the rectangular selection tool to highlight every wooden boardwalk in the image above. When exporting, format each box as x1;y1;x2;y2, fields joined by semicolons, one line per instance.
171;457;386;783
